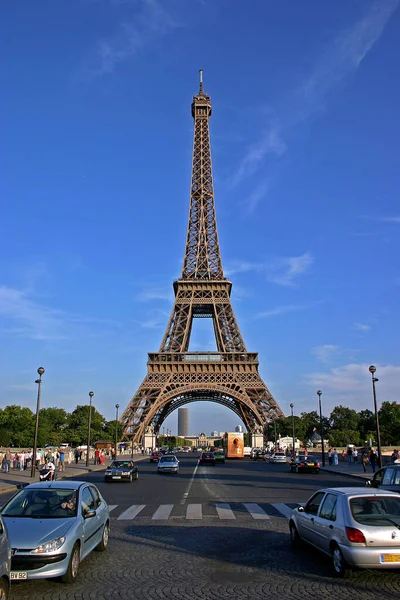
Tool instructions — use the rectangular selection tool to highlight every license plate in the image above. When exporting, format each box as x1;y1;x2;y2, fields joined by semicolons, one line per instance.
380;554;400;563
307;463;314;466
11;572;28;580
112;476;121;479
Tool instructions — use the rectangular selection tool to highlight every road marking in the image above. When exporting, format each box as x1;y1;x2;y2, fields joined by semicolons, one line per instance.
152;504;174;520
117;504;146;520
243;503;270;520
270;503;293;519
186;503;202;519
216;503;236;520
180;460;199;505
108;505;118;512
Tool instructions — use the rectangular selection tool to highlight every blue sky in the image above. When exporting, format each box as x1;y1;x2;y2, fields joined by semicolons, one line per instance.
1;0;399;436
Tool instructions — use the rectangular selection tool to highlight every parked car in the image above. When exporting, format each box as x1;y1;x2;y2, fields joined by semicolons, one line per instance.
149;452;162;463
289;487;400;577
199;452;216;466
104;460;138;483
0;516;10;598
290;454;321;474
213;451;225;464
1;481;109;583
269;452;287;464
157;455;179;474
366;464;400;493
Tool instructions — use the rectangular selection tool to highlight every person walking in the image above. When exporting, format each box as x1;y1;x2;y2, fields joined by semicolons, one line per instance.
328;449;332;466
19;451;25;471
59;450;65;472
369;449;377;472
74;448;80;465
362;452;369;473
333;449;338;466
4;449;12;473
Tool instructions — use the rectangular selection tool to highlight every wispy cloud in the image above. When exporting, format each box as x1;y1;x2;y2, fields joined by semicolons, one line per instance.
226;252;313;286
312;344;340;363
354;322;372;332
135;287;173;302
377;216;400;224
256;305;305;319
84;0;180;77
235;0;399;194
0;286;120;341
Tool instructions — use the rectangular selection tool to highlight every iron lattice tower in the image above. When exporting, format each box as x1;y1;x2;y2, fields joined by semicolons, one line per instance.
121;71;284;443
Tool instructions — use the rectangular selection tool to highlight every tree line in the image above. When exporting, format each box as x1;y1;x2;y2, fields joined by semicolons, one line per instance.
0;405;124;448
264;402;400;447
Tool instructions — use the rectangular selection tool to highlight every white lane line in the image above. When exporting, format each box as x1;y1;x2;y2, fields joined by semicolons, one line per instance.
117;504;146;520
243;503;270;520
180;460;200;505
216;503;236;520
270;503;294;519
152;504;174;520
186;504;202;519
108;505;118;512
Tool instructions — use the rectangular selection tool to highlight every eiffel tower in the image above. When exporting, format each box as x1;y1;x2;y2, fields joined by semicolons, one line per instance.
121;71;284;445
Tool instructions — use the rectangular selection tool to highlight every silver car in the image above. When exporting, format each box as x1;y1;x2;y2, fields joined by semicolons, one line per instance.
158;455;179;474
0;516;11;599
1;481;109;583
289;487;400;577
269;452;287;464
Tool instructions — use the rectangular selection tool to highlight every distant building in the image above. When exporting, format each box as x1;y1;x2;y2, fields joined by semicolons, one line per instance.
235;425;243;433
178;408;189;437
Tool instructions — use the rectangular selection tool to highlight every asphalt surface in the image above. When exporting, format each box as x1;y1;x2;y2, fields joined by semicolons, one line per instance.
5;452;400;600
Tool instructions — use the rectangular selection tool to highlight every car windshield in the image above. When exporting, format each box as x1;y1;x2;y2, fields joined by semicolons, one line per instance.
110;461;132;469
2;488;78;519
350;496;400;526
299;455;316;461
161;456;176;462
275;453;285;456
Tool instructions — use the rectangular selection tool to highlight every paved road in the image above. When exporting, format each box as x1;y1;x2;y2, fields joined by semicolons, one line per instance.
6;453;400;599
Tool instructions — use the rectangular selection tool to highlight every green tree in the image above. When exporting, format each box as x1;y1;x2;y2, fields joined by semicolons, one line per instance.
38;407;68;446
104;420;124;443
357;409;375;440
0;405;35;447
330;406;359;432
379;402;400;445
328;429;361;447
64;405;107;446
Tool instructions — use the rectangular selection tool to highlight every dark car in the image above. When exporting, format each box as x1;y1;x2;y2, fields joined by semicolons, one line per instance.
199;452;216;466
252;450;265;460
104;460;138;483
290;454;320;474
366;464;400;493
150;452;162;463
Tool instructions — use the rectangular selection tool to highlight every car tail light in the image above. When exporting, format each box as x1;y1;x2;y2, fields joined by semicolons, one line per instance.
346;527;366;543
316;462;320;467
300;463;305;467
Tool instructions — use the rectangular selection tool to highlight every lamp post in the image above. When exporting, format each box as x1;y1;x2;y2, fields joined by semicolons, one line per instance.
115;404;120;459
31;367;45;478
317;390;325;467
369;366;383;469
86;391;94;467
290;403;295;457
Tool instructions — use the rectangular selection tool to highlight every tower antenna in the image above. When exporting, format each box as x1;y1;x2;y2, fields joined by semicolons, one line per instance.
199;68;203;94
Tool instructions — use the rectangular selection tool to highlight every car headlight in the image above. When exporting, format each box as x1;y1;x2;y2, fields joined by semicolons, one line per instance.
105;471;111;475
31;536;66;554
121;472;130;476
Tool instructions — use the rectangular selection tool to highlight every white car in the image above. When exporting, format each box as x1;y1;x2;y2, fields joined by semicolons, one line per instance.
269;452;287;464
157;455;179;474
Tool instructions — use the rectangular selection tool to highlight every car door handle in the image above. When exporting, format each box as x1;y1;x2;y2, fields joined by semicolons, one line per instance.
329;525;333;529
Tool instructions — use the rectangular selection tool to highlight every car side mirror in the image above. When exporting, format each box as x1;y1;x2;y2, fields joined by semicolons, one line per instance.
298;506;305;512
84;510;96;519
365;480;371;487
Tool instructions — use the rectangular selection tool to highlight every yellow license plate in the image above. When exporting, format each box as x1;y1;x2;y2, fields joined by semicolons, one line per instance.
307;463;314;466
380;554;400;563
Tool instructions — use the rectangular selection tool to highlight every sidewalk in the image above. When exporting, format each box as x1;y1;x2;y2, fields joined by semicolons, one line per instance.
0;454;149;495
321;461;377;480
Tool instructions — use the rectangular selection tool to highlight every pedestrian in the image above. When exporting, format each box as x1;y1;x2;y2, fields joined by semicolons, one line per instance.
341;450;345;462
333;449;338;466
328;449;332;466
362;452;368;473
369;449;377;473
95;449;100;465
354;449;358;463
347;447;353;463
4;449;12;473
74;448;80;465
19;451;25;471
59;450;65;472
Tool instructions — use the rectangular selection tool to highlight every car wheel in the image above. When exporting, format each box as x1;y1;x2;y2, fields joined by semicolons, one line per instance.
295;466;299;474
129;473;133;482
0;577;9;600
135;471;139;480
289;522;301;550
60;542;80;583
331;544;351;578
95;522;110;552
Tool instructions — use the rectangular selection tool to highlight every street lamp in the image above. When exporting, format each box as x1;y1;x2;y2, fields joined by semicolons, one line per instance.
86;391;94;467
290;403;295;457
115;404;120;458
317;390;325;467
31;367;45;478
369;366;383;469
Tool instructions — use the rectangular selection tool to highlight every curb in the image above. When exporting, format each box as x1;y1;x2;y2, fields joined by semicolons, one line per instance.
321;467;370;481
